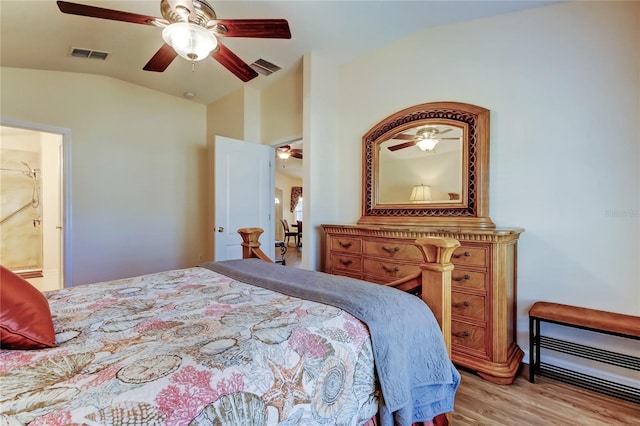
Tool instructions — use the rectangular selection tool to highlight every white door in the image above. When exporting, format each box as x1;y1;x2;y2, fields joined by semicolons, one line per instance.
214;136;274;261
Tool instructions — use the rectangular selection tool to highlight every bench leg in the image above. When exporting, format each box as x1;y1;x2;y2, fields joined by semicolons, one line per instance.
529;316;540;383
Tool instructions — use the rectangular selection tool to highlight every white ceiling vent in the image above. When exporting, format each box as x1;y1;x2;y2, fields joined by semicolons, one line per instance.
250;58;281;76
69;47;110;60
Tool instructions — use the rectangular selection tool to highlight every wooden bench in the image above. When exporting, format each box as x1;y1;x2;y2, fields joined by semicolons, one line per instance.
529;301;640;403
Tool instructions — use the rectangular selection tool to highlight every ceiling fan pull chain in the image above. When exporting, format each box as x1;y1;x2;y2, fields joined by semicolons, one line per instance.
192;61;195;72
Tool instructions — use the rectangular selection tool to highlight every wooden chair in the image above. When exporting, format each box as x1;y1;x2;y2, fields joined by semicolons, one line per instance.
296;220;302;247
280;219;299;247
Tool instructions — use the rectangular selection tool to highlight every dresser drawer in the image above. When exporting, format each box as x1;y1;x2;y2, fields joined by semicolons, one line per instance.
452;292;486;322
363;259;420;280
329;253;362;272
452;320;487;354
451;245;489;268
451;270;487;291
331;237;362;253
364;240;424;261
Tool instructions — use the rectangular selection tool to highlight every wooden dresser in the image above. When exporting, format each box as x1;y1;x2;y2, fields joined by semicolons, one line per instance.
321;224;525;384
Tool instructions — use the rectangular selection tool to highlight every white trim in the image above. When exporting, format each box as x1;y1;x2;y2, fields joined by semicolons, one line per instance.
1;117;73;287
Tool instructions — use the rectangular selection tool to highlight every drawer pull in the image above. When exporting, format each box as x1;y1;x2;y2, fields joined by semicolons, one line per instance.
452;274;471;282
339;259;353;266
453;331;470;338
453;301;471;308
338;241;353;249
453;251;471;259
381;264;400;273
381;246;400;254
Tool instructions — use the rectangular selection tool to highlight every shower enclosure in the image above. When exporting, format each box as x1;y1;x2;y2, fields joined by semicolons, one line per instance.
0;153;43;277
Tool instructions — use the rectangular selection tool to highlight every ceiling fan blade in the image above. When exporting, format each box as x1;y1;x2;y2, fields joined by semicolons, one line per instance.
392;134;414;140
143;44;179;72
440;137;461;140
56;1;166;26
290;149;303;159
438;128;453;136
388;141;416;151
210;19;291;39
211;43;259;82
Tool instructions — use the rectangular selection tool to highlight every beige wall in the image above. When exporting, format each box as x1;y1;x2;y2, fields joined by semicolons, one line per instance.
261;60;303;144
1;67;207;285
335;0;639;381
206;89;245;142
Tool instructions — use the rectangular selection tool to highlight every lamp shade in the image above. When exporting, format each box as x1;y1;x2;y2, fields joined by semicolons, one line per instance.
162;23;218;62
409;184;432;203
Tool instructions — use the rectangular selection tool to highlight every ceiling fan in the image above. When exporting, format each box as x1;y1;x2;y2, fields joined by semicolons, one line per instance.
277;145;302;160
56;0;291;82
387;127;460;152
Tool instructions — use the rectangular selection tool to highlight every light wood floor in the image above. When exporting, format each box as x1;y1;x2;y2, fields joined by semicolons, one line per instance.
283;243;302;269
454;369;639;425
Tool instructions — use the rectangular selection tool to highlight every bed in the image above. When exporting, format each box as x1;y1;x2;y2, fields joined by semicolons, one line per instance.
0;228;460;426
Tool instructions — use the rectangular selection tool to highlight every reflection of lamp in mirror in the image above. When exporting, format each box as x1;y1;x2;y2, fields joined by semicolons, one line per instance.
409;184;432;203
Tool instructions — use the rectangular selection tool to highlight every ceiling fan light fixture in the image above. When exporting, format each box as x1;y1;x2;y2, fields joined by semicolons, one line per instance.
277;150;291;160
416;138;439;151
162;22;217;61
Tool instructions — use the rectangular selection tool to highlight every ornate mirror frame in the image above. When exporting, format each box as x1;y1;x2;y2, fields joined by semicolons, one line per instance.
358;101;495;229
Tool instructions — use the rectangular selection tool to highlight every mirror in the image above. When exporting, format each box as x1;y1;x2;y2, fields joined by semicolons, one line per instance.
378;123;465;204
359;101;494;228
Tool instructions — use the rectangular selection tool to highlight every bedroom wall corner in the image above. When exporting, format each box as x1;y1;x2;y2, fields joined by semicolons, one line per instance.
261;59;303;144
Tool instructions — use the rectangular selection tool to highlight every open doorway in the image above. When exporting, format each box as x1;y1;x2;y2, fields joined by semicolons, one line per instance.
274;139;303;268
0;124;65;291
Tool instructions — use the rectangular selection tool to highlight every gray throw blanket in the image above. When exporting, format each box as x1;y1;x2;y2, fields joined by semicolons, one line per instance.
202;259;459;425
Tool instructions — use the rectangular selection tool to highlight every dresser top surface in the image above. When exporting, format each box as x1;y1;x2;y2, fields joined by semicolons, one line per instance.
321;224;524;237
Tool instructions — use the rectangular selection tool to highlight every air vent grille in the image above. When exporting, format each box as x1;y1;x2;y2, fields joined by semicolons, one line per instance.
250;58;281;76
69;47;110;60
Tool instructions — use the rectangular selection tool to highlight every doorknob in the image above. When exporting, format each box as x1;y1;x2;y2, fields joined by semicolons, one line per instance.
217;227;224;232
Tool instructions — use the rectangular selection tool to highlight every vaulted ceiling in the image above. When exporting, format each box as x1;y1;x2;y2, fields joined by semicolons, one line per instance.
1;1;558;105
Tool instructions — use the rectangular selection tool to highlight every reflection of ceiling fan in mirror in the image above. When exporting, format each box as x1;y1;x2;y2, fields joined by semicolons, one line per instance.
56;0;291;82
388;127;460;152
277;145;302;160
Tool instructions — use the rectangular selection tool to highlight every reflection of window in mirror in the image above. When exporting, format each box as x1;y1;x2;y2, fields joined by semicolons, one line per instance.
378;124;463;204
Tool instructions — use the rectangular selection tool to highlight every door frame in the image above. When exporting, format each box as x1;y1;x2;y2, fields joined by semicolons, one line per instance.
1;117;72;287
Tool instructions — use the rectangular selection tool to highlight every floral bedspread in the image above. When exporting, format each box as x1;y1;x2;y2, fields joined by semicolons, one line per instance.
0;267;379;425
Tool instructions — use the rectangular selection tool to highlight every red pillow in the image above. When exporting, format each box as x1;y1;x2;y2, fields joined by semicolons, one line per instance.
1;265;57;349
